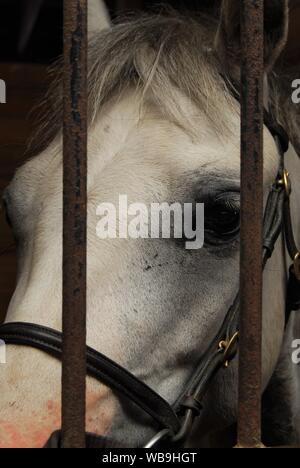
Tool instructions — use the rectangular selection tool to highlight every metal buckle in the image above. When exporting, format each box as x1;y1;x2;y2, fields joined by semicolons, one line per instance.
218;332;239;368
277;169;290;196
144;408;195;448
144;331;240;448
293;252;300;281
143;428;172;448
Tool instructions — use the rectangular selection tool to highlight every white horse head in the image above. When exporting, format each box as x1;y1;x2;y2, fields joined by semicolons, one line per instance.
1;0;300;448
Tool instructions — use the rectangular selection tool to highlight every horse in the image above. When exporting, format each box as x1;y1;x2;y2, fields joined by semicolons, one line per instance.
1;0;300;448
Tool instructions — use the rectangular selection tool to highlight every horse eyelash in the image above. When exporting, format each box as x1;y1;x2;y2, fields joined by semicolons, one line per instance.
210;193;240;213
221;199;240;213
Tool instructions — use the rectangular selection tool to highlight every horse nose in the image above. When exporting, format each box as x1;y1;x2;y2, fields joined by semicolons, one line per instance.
44;430;124;448
42;389;118;448
0;388;116;448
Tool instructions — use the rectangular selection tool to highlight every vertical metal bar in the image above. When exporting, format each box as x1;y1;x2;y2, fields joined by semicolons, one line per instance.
62;0;87;448
238;0;264;448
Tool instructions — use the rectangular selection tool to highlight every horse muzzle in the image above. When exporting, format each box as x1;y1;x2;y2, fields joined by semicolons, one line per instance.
44;430;125;448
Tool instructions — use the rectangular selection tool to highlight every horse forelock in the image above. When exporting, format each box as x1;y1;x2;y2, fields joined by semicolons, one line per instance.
29;11;240;155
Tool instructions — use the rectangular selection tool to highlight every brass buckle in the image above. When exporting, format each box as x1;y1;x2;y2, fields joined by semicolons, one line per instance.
219;332;239;368
277;169;290;196
293;252;300;281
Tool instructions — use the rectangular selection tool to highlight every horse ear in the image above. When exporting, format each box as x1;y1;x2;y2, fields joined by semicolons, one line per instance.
215;0;289;73
88;0;111;37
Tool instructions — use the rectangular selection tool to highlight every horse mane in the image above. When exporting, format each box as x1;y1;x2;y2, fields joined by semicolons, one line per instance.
29;10;299;157
29;11;237;154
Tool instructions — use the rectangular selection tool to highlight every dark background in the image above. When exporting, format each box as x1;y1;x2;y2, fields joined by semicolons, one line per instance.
0;0;219;63
0;0;300;320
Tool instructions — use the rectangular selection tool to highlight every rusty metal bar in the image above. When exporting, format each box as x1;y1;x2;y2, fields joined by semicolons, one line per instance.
62;0;88;448
237;0;264;448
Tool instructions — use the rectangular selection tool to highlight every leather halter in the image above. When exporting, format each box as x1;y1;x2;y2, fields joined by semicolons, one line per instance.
0;100;299;449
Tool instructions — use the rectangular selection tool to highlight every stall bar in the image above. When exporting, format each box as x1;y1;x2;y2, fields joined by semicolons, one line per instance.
62;0;88;448
238;0;264;448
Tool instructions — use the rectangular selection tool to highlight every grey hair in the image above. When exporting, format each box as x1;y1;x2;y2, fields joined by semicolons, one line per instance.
30;11;298;156
30;12;238;153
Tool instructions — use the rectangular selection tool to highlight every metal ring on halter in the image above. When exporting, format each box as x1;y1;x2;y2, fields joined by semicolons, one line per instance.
277;169;290;196
218;331;239;368
143;428;171;448
293;252;300;281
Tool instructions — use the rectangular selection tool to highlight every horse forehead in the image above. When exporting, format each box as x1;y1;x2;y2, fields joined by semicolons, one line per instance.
115;117;240;171
9;95;278;203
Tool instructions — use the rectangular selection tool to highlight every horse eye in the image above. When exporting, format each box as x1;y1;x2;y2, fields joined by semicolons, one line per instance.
205;194;240;245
